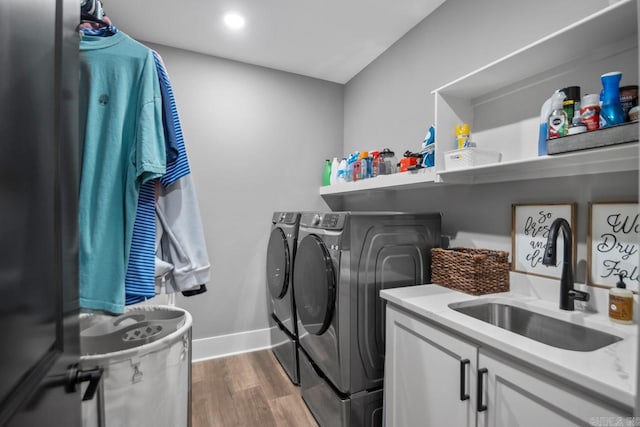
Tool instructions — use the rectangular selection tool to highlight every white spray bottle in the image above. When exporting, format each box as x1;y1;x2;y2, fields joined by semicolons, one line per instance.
548;91;568;140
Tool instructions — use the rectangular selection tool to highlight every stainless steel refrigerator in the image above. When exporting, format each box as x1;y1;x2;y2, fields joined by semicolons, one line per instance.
0;1;86;425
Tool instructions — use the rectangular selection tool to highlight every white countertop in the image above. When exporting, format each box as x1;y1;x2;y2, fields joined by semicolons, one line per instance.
380;275;638;409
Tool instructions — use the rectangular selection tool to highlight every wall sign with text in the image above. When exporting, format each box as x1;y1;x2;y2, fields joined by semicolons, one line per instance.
588;201;639;292
511;203;576;279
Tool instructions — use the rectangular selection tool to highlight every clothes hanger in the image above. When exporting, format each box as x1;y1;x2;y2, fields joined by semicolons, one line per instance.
81;0;99;17
81;12;108;26
80;0;110;28
80;0;117;36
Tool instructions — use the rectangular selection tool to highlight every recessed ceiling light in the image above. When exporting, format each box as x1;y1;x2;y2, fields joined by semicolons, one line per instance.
224;13;245;30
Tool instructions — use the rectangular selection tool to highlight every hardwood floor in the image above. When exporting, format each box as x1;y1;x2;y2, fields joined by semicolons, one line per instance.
192;350;318;427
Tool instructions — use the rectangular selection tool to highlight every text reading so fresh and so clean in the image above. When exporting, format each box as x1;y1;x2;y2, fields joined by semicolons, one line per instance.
513;203;573;279
524;210;554;268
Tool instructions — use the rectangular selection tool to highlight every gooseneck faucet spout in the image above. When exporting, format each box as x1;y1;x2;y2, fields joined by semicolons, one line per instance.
542;218;590;311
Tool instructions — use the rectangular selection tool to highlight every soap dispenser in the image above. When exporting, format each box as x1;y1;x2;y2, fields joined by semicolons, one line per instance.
609;273;633;324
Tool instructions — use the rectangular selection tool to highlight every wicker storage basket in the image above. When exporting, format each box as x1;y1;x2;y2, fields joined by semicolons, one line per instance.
431;247;510;295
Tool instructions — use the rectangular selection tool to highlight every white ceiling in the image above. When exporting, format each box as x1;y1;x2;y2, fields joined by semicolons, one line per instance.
103;0;446;84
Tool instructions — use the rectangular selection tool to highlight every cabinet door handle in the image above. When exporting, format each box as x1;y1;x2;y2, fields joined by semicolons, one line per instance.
477;367;488;412
459;359;470;401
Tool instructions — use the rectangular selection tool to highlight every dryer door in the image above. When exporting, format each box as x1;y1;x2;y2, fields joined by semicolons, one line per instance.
266;227;290;299
293;234;336;335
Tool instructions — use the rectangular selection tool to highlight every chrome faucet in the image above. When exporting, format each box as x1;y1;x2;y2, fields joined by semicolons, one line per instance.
542;218;589;311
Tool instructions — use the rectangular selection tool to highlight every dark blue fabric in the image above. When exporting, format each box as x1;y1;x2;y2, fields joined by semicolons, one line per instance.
124;180;157;302
154;52;179;166
153;51;191;186
80;24;117;37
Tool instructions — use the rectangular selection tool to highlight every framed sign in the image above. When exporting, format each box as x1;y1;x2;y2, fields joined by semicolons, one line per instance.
588;201;639;292
512;203;576;279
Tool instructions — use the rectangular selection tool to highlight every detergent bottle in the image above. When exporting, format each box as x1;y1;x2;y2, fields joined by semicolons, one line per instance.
538;94;553;155
330;157;339;185
322;159;331;186
455;123;470;149
548;91;567;139
600;71;625;128
422;124;436;167
336;157;347;183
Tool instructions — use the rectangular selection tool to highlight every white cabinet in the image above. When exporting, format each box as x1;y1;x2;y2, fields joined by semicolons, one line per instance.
320;0;638;197
384;304;631;427
384;305;477;427
477;349;629;427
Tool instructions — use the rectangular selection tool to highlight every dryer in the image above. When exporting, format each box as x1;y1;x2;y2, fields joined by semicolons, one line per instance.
266;211;301;384
293;211;441;426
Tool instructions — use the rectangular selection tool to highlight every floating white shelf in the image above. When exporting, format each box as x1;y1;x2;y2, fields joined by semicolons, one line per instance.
319;167;437;196
320;143;638;196
437;142;639;184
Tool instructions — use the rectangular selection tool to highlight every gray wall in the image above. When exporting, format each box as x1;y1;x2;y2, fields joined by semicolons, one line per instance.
147;44;343;340
343;0;638;280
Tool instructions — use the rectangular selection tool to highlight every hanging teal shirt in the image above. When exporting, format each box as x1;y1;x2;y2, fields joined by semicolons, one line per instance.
79;31;166;314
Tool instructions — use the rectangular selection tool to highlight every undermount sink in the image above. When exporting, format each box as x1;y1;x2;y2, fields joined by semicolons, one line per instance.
448;300;622;352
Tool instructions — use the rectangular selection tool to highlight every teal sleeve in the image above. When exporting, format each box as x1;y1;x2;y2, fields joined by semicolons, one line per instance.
136;53;166;184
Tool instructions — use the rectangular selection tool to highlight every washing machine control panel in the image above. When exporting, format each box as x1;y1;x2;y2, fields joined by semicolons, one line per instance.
272;211;301;225
321;214;341;228
302;212;345;229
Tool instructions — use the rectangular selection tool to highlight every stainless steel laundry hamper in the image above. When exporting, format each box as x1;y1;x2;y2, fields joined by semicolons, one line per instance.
79;305;192;427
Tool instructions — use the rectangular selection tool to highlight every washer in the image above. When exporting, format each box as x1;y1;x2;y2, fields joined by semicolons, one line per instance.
293;211;441;426
266;211;301;384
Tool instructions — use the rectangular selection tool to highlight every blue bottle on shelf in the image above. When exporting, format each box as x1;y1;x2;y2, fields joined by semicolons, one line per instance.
599;71;625;128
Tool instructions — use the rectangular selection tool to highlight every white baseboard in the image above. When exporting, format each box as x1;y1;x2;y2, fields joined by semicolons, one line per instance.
192;326;274;362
